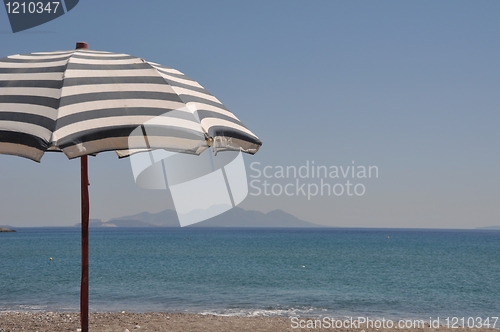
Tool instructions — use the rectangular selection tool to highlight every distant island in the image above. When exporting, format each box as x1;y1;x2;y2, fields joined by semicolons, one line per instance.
0;226;16;232
75;207;323;228
476;226;500;230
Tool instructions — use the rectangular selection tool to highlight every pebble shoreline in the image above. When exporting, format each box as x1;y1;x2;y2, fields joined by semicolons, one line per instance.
0;312;497;332
0;312;290;332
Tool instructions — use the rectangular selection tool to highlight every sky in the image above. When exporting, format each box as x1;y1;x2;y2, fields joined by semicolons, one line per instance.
0;1;499;228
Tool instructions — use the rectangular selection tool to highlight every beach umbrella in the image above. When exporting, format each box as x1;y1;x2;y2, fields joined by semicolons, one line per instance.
0;42;261;331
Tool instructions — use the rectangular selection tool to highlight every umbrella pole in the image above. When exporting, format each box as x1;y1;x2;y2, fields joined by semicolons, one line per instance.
80;155;89;332
75;41;90;332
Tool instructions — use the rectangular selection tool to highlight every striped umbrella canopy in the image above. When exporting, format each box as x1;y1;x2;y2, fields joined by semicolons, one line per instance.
0;43;261;161
0;42;261;332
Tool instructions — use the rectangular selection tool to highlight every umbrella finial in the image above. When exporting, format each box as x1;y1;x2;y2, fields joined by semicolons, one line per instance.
76;42;88;49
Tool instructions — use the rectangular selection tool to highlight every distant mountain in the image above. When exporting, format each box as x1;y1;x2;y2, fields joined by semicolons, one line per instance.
476;226;500;230
191;207;322;228
108;210;179;227
82;219;118;228
76;208;323;228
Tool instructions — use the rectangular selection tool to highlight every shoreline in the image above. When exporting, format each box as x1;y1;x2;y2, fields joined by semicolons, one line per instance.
0;312;497;332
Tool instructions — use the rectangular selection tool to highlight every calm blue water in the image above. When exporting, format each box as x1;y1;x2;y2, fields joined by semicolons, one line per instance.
0;227;499;319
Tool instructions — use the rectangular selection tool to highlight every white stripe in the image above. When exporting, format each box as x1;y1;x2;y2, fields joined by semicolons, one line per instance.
7;53;73;61
69;57;143;65
77;50;113;53
75;51;130;57
60;83;176;97
57;99;186;117
0;103;58;120
0;121;52;140
0;143;44;161
145;116;203;132
0;87;61;99
156;71;204;89
63;68;159;78
200;118;256;138
0;73;63;81
187;102;239;120
154;67;197;82
148;63;183;75
53;116;204;140
170;86;220;104
63;136;205;159
32;51;74;56
0;59;68;69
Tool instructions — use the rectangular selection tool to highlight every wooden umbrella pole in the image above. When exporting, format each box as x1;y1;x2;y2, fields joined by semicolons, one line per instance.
80;155;89;332
75;41;90;332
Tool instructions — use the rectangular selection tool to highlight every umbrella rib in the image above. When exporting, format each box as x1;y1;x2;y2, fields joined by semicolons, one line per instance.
140;124;155;165
50;50;75;149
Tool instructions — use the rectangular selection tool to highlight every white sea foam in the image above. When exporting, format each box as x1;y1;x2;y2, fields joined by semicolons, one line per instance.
198;307;324;317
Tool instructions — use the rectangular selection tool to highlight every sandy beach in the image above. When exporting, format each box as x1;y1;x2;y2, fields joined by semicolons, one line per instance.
0;312;498;332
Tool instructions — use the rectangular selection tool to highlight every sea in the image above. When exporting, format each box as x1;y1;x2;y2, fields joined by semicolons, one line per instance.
1;227;499;320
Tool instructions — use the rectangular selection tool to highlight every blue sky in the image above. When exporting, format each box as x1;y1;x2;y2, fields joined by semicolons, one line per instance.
1;1;499;228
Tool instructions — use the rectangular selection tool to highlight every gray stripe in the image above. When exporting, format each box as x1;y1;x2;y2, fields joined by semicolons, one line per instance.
0;66;66;74
0;112;55;131
166;80;210;95
62;76;168;87
57;125;204;149
196;110;246;128
0;130;49;150
178;94;228;111
55;107;200;130
59;91;183;107
208;126;262;145
130;125;205;140
66;62;151;71
0;80;62;89
0;95;59;109
70;54;138;61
